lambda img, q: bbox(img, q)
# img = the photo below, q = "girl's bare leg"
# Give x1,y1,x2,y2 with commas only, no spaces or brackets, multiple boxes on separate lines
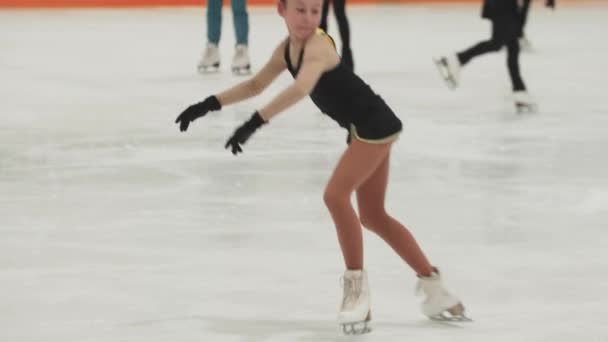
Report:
355,151,434,276
324,139,391,270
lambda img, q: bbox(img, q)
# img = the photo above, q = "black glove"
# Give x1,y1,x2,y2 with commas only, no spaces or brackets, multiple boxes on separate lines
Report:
175,95,222,132
225,112,266,155
546,0,555,9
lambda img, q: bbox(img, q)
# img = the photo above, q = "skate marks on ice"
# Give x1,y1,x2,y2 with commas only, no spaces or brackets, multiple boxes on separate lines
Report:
430,315,473,323
122,314,468,341
123,315,338,341
339,317,469,337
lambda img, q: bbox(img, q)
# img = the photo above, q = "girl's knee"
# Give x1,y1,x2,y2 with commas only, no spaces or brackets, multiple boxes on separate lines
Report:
359,211,389,232
323,187,349,209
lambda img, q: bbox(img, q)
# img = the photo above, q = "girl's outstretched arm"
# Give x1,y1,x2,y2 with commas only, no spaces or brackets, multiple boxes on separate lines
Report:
216,41,288,107
176,41,287,132
223,35,338,155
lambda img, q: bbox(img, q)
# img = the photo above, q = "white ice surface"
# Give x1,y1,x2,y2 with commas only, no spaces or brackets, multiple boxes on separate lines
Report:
1,3,608,342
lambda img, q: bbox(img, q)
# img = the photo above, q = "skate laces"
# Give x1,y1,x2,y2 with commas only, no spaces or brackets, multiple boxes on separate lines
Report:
340,275,362,310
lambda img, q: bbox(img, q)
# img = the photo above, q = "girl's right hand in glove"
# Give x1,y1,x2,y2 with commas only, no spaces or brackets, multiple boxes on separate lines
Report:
175,95,222,132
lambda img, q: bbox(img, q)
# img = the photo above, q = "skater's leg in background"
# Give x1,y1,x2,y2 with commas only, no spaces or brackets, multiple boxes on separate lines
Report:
332,0,353,69
229,0,250,73
518,0,532,38
457,19,506,66
507,39,526,91
504,19,526,91
320,0,330,32
332,0,351,50
356,154,434,277
198,0,223,72
231,0,249,45
324,140,391,270
207,0,223,44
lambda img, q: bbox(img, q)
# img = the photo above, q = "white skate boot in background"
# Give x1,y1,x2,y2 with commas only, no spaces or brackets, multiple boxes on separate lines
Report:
197,43,220,74
433,54,461,89
416,270,471,322
519,35,534,52
231,44,251,75
513,90,537,114
338,269,372,335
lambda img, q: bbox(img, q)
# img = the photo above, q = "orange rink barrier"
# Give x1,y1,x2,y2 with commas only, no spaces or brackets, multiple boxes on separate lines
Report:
0,0,482,9
0,0,601,8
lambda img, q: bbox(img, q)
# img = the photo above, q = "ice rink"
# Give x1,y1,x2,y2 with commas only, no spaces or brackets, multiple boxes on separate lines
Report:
1,3,608,341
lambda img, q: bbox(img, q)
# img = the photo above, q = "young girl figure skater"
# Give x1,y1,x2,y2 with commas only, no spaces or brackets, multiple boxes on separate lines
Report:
176,0,469,334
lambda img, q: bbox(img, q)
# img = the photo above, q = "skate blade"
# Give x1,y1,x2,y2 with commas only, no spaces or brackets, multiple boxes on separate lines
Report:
433,58,456,90
232,65,252,76
341,321,372,335
429,306,473,323
428,302,472,323
340,311,371,335
197,63,220,74
515,103,538,114
430,312,473,322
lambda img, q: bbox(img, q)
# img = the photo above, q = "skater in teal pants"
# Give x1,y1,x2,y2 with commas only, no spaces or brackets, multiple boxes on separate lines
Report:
197,0,251,75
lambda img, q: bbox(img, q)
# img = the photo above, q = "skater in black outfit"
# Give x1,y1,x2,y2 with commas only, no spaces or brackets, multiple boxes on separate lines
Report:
434,0,554,113
320,0,354,70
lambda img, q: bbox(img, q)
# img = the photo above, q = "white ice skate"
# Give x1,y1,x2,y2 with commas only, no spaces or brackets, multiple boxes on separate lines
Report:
519,36,534,53
338,269,372,335
513,90,537,114
231,44,251,75
197,43,220,74
433,54,461,90
416,270,471,322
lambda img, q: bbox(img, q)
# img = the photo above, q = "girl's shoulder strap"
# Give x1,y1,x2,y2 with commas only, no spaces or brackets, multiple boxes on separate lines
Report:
314,28,336,51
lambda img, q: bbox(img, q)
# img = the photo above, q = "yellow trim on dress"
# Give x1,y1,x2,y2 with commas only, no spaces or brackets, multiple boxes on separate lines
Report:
315,27,336,50
350,124,402,144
